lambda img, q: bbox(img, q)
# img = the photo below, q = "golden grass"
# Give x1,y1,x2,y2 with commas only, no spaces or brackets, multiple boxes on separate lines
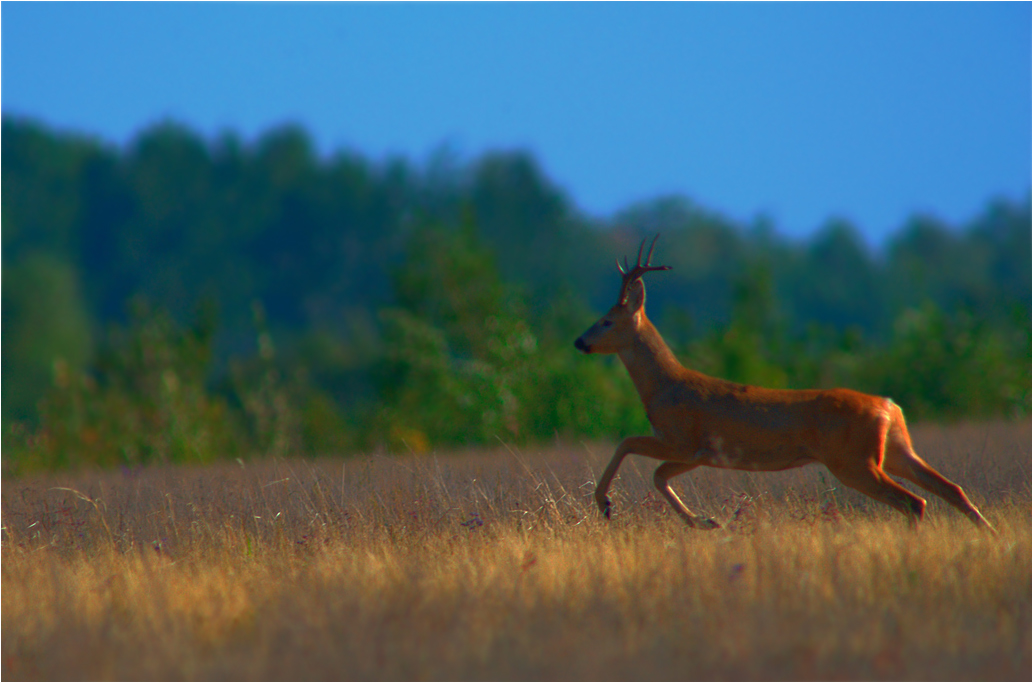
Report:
3,421,1030,680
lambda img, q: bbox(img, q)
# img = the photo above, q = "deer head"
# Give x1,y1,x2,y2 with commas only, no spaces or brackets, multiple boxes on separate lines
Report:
574,235,671,354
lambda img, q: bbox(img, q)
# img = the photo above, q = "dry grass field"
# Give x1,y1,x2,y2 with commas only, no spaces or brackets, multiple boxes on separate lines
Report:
2,420,1030,680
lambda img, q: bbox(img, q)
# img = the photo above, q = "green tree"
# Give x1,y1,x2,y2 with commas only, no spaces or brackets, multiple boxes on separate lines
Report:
9,300,237,472
866,303,1031,420
2,254,93,426
373,216,538,449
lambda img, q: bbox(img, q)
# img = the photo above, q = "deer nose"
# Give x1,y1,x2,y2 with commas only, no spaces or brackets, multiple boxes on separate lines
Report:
574,337,588,352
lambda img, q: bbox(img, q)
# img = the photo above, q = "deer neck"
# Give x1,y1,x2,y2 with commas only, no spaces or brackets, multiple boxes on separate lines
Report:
617,313,685,405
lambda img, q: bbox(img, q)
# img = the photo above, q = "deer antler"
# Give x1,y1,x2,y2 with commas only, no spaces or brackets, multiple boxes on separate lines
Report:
616,234,671,305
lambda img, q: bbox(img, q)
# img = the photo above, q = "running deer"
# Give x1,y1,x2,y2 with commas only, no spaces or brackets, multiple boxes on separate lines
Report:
574,235,994,532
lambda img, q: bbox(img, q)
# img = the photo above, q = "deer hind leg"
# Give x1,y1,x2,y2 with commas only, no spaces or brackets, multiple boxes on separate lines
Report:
831,463,928,525
825,416,926,525
882,437,996,533
653,462,720,530
595,436,677,519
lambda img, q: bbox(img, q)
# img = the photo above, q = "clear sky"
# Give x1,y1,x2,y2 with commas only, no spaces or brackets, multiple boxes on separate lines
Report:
3,2,1029,243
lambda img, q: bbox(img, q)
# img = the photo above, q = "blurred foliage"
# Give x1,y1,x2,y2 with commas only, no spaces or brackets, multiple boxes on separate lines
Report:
864,303,1031,421
12,299,235,471
2,116,1030,472
372,214,649,452
2,252,93,425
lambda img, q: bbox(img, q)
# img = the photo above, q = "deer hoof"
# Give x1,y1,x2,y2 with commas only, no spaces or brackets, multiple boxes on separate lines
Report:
687,516,720,530
600,498,613,520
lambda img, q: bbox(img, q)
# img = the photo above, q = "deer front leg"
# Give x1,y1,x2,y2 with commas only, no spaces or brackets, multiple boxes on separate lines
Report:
653,461,720,529
595,436,678,519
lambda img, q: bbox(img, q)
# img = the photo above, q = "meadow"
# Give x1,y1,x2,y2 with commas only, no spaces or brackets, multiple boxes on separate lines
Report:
2,420,1030,680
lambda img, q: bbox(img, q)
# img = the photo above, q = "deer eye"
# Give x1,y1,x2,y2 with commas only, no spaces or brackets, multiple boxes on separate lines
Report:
601,320,613,328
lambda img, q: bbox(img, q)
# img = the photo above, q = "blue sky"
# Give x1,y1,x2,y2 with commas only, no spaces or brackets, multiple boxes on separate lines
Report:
3,2,1029,243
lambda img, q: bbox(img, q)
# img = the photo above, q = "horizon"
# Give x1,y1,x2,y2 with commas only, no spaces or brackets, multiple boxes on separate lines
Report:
8,111,1028,252
4,3,1029,245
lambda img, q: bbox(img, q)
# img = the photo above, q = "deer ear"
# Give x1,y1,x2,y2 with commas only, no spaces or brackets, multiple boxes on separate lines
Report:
625,279,646,311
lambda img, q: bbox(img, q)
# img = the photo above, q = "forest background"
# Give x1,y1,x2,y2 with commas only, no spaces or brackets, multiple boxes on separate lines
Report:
3,116,1030,473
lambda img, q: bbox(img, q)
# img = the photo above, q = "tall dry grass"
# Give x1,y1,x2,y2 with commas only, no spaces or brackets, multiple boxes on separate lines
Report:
2,421,1030,680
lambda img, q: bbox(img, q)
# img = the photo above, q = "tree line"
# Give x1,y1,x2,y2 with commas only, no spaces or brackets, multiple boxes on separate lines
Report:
2,116,1029,472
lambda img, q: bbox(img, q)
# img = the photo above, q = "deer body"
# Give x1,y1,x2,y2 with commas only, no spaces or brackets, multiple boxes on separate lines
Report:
620,317,884,470
576,237,994,532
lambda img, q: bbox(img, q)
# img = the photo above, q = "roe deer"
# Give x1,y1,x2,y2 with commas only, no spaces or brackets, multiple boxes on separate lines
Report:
575,236,994,532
